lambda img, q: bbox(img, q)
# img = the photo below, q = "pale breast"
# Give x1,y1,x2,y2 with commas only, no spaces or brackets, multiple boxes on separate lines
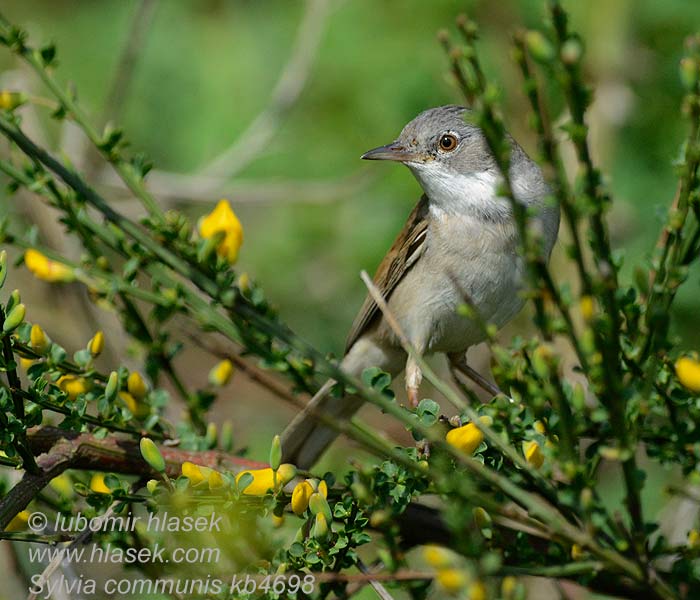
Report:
379,211,524,354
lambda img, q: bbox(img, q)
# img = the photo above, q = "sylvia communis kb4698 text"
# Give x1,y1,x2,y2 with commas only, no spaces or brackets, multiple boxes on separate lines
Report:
282,105,560,468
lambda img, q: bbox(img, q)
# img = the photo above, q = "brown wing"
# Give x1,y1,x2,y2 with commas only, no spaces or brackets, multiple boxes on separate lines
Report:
344,195,430,353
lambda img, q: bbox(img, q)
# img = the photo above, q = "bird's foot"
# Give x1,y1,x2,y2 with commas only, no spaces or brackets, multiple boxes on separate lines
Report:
407,386,420,408
405,356,423,408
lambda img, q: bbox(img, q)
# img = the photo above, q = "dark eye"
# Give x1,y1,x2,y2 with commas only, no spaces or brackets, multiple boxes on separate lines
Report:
438,133,458,152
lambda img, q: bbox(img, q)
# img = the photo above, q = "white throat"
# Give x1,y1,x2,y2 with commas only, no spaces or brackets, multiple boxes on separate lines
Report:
407,162,512,221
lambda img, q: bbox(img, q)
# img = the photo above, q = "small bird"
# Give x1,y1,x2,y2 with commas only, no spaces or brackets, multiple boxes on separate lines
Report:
282,105,559,468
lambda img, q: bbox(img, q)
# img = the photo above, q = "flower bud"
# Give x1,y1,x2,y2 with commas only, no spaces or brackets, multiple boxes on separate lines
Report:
525,30,555,63
675,356,700,392
127,371,148,399
560,38,583,65
30,324,49,354
140,437,166,473
3,303,25,332
198,200,244,264
523,440,544,468
436,568,467,594
205,422,217,447
311,513,329,540
276,463,297,485
24,249,75,283
221,420,234,452
57,375,90,401
208,358,234,387
468,581,487,600
423,544,454,568
308,492,333,524
291,480,314,516
5,510,30,532
269,434,282,471
445,415,492,455
87,330,104,357
207,469,225,490
0,250,7,289
90,473,112,494
104,371,119,402
146,479,159,494
680,57,700,91
0,90,27,111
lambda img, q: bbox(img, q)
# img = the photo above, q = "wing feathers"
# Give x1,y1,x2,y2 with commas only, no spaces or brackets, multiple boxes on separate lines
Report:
344,195,430,353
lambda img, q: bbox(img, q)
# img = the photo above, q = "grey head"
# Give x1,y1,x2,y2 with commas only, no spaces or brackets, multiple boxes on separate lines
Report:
362,105,553,227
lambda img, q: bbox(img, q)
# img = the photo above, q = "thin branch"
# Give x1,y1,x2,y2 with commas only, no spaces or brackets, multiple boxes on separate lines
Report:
198,0,329,180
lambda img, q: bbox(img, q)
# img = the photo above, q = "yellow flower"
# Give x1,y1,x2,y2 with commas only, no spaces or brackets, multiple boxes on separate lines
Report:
24,249,75,283
236,464,296,496
675,356,700,393
423,544,454,569
119,391,150,419
445,416,492,455
501,576,518,599
468,581,487,600
291,480,314,515
90,473,112,494
50,473,74,498
688,529,700,549
272,514,285,528
127,371,148,400
57,375,90,400
0,91,27,111
88,331,104,357
19,358,35,370
5,510,30,532
208,359,234,387
182,461,208,486
311,512,329,540
30,324,49,354
182,461,227,490
436,568,467,594
198,200,244,264
580,295,596,322
208,469,225,490
571,543,586,560
523,440,545,468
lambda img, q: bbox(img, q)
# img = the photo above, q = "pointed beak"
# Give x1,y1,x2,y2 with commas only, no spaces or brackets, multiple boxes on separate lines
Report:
361,142,423,162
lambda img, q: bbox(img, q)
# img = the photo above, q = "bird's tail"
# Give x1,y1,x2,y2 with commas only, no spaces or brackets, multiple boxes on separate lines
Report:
280,379,364,469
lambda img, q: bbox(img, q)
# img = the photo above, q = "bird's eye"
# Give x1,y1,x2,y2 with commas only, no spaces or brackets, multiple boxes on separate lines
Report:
438,133,458,152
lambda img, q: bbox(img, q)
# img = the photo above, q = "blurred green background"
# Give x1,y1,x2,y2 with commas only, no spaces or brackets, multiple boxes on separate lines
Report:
0,2,698,597
2,0,699,353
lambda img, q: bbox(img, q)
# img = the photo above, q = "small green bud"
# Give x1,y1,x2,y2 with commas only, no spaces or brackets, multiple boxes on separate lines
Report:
269,434,282,471
139,437,166,473
680,57,699,91
221,421,233,452
308,492,333,524
560,38,583,65
525,30,555,63
104,371,119,402
146,479,159,494
3,303,25,333
205,422,217,448
311,513,329,541
0,250,7,288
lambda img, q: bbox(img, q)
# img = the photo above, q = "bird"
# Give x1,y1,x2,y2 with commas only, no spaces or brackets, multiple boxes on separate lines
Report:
281,105,560,469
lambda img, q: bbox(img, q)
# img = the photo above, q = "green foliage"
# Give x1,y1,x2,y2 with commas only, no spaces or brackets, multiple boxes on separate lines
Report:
1,2,700,599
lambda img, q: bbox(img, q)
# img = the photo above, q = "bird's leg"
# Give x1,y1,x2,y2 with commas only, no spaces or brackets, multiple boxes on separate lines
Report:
405,355,423,407
448,351,503,398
